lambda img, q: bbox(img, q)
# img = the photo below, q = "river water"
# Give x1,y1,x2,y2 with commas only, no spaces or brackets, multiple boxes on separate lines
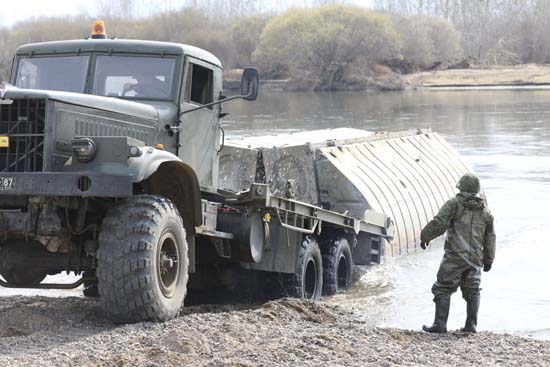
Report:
225,89,550,340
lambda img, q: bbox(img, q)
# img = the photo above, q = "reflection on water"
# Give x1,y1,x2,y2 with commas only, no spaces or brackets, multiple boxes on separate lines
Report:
226,89,550,339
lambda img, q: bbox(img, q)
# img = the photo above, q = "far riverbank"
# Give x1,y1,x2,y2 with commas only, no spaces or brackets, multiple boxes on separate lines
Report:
224,63,550,92
405,63,550,89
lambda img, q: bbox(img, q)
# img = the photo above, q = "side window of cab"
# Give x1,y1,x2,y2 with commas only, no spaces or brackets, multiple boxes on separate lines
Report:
186,61,213,109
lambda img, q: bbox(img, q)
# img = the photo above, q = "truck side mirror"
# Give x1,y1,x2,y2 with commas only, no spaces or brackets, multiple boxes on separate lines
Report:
241,68,259,101
179,67,260,116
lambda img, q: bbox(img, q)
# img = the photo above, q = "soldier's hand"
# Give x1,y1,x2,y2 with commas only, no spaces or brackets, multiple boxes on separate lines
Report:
420,241,429,250
483,262,492,272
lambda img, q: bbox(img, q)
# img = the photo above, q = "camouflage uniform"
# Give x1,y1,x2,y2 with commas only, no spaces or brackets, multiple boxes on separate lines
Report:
421,173,496,333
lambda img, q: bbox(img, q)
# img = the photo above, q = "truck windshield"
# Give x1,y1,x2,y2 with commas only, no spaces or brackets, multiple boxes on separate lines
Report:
92,55,175,100
15,56,89,93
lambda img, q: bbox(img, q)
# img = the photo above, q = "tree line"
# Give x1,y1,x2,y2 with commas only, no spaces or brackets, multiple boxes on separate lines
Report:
0,0,549,90
375,0,550,65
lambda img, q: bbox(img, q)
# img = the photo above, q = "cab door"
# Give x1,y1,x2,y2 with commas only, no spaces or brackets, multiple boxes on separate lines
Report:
179,57,222,192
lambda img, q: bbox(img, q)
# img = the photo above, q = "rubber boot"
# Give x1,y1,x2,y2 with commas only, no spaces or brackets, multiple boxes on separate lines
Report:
422,296,450,333
462,296,479,333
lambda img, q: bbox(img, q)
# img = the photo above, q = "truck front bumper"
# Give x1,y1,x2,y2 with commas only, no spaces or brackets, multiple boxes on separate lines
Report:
0,172,133,197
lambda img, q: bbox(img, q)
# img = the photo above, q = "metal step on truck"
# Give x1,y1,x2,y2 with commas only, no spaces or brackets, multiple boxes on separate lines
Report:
0,21,400,324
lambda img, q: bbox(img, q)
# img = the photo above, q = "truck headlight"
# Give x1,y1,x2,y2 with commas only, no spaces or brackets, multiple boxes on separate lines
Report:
72,138,97,163
129,145,142,157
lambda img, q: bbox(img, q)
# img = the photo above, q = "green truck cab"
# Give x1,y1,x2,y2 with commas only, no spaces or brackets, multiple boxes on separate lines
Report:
0,23,391,323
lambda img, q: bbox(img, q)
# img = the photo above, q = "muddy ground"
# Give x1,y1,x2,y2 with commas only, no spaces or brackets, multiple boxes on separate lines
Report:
0,296,548,366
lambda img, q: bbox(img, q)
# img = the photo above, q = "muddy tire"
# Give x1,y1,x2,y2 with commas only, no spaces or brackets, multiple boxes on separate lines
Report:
83,283,99,298
97,195,189,324
321,236,353,296
281,236,323,301
82,271,99,298
0,269,46,287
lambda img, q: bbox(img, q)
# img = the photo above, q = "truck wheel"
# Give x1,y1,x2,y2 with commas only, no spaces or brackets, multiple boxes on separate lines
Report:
321,236,353,296
97,195,189,324
0,269,46,287
83,283,99,297
282,236,323,301
82,271,99,298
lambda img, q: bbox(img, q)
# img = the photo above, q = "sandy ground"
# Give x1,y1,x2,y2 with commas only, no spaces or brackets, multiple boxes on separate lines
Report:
405,64,550,88
0,296,548,367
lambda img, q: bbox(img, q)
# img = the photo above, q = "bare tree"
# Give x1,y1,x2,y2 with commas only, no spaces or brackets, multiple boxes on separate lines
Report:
97,0,137,19
375,0,550,63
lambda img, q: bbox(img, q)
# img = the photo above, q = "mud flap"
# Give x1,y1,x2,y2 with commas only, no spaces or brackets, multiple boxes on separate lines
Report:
352,232,372,265
370,237,382,264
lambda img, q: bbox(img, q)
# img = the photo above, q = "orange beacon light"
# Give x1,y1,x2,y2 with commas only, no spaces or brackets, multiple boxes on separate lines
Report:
91,20,107,39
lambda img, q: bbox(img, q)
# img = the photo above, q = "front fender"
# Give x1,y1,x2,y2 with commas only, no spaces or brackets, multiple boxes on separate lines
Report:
127,147,182,182
128,147,202,231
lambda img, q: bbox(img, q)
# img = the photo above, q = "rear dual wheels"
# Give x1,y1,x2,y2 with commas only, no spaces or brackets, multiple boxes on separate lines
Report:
281,234,354,301
97,195,188,324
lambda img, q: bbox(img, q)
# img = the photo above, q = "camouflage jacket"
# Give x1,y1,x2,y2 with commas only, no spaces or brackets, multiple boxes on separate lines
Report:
421,193,496,267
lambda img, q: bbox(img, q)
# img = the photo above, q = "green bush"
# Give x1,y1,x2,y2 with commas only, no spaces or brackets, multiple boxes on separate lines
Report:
253,5,400,90
393,15,463,69
231,14,271,68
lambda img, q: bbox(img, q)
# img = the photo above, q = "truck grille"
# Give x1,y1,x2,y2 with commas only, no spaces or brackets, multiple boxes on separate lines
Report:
0,99,46,172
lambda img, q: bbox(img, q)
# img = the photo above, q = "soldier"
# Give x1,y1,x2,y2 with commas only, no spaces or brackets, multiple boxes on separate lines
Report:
420,173,496,333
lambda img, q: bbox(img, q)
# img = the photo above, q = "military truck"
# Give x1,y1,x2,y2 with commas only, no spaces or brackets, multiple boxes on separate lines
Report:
0,22,393,323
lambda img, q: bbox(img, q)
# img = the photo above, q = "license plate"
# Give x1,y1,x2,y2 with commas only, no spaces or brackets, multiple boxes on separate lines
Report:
0,136,8,148
0,177,15,190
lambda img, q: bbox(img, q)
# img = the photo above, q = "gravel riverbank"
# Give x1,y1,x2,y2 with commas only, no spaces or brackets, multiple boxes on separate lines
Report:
0,296,548,366
405,63,550,88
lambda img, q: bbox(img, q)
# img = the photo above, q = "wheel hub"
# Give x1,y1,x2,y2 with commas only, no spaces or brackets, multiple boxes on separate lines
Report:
157,231,179,298
160,254,175,272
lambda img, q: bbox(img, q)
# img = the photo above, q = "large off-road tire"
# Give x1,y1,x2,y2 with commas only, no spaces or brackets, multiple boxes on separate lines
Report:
97,195,189,324
321,236,353,296
281,236,323,301
0,268,46,287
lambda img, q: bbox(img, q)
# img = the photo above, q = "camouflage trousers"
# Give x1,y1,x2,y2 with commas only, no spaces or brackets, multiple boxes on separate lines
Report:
431,253,481,302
